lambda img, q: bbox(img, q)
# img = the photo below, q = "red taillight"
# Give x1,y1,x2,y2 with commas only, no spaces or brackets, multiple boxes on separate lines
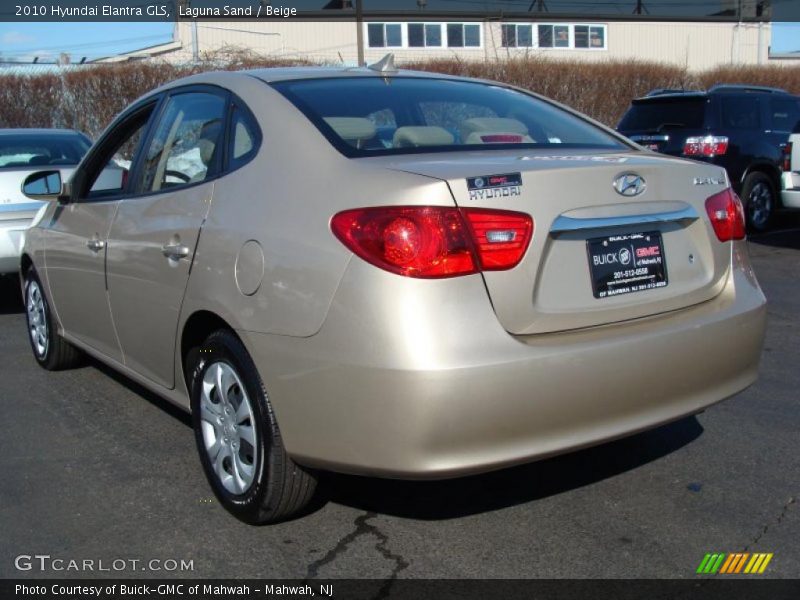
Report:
782,141,793,172
705,188,745,241
461,208,534,270
683,135,729,158
331,206,533,278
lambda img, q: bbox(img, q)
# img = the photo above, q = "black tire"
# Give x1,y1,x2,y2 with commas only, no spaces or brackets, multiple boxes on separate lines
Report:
189,329,317,524
23,266,82,370
741,172,776,233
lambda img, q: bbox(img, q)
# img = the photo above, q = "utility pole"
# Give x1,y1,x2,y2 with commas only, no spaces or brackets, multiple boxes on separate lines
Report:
527,0,549,12
355,0,364,66
633,0,648,15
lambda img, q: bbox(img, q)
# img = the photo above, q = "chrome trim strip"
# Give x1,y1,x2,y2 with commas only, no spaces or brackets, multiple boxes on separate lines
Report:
550,206,699,233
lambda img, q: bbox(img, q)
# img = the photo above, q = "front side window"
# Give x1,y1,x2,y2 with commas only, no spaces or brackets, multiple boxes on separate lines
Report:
138,91,227,193
77,104,155,200
273,77,626,158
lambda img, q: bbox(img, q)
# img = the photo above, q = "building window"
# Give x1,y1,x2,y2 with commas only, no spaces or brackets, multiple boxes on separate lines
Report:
502,24,533,48
502,23,607,50
574,25,606,49
408,23,442,48
538,24,570,48
447,23,481,48
367,23,402,48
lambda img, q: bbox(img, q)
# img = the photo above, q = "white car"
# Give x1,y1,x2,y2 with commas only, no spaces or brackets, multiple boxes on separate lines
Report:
781,130,800,209
0,129,91,273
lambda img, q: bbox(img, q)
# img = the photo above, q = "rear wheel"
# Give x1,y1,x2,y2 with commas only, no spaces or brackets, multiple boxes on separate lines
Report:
24,267,82,370
189,329,317,524
742,172,776,233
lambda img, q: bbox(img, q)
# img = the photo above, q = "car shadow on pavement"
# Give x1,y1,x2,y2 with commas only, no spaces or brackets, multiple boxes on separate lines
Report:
88,358,193,428
321,416,704,520
0,275,24,314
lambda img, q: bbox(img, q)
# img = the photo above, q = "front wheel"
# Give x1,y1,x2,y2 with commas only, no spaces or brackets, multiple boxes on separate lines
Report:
189,329,317,524
742,172,776,233
24,267,82,370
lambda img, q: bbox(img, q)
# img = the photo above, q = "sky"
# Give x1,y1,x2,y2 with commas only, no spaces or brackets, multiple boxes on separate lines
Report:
0,20,798,63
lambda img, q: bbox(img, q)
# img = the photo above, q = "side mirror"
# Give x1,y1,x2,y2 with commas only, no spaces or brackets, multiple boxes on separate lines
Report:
22,170,69,202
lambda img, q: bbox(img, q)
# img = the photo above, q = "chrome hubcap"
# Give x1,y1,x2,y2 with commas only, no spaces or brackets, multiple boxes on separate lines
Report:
200,362,257,495
26,280,48,357
748,182,772,228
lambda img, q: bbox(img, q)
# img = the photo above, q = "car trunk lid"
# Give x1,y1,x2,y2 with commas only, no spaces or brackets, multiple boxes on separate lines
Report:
371,149,731,335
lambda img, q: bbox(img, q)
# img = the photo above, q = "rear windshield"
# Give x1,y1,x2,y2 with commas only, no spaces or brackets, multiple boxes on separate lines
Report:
272,77,627,157
618,97,708,132
0,133,90,169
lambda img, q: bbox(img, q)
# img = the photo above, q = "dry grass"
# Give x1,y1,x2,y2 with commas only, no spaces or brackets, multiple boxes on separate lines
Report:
1,53,799,138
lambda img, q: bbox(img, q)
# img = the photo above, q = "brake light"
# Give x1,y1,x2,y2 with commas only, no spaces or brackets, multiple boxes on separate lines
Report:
705,188,745,241
782,141,793,172
480,134,524,143
683,135,729,158
330,206,533,278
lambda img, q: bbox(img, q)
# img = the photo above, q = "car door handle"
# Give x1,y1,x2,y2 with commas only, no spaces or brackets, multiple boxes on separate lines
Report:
86,239,105,252
162,243,190,260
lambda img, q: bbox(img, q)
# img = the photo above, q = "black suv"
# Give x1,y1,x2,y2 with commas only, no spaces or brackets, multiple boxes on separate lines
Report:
617,85,800,231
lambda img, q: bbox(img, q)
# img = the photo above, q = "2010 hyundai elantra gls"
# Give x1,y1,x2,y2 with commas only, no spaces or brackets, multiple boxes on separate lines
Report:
19,63,766,524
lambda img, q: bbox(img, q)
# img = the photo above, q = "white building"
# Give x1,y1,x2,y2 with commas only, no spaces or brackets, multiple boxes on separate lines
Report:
100,1,776,71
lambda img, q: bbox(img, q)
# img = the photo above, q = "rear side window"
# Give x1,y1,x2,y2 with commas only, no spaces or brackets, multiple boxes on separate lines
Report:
272,77,625,157
618,98,707,131
228,105,259,169
769,97,800,133
720,96,761,130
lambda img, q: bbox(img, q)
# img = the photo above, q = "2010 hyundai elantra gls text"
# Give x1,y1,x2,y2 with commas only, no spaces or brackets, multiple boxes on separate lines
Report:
19,64,766,523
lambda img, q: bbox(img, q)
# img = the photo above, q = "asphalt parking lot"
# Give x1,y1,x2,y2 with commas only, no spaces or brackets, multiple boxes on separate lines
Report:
0,221,798,580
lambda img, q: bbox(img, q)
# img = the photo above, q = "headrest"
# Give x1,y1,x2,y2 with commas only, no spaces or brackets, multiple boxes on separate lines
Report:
392,126,454,148
324,117,377,145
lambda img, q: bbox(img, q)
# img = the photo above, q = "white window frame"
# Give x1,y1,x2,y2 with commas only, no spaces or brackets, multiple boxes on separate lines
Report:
572,24,607,51
445,22,483,49
366,22,404,49
363,22,483,50
406,23,444,48
501,23,534,48
501,23,607,51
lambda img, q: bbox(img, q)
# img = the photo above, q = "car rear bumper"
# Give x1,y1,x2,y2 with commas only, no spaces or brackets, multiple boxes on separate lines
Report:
240,241,766,479
0,221,28,273
780,172,800,208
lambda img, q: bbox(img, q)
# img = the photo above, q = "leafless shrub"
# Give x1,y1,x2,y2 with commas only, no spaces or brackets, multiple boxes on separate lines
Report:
1,55,798,139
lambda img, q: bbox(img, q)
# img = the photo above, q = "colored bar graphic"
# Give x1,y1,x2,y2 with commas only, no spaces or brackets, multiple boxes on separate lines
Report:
697,552,773,575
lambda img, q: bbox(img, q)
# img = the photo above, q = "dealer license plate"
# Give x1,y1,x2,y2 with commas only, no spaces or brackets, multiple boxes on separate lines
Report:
586,231,668,299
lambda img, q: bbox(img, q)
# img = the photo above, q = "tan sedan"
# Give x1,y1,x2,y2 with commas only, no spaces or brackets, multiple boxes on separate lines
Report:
19,65,766,523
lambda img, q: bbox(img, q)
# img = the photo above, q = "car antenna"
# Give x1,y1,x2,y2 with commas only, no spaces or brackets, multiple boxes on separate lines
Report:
367,53,398,74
